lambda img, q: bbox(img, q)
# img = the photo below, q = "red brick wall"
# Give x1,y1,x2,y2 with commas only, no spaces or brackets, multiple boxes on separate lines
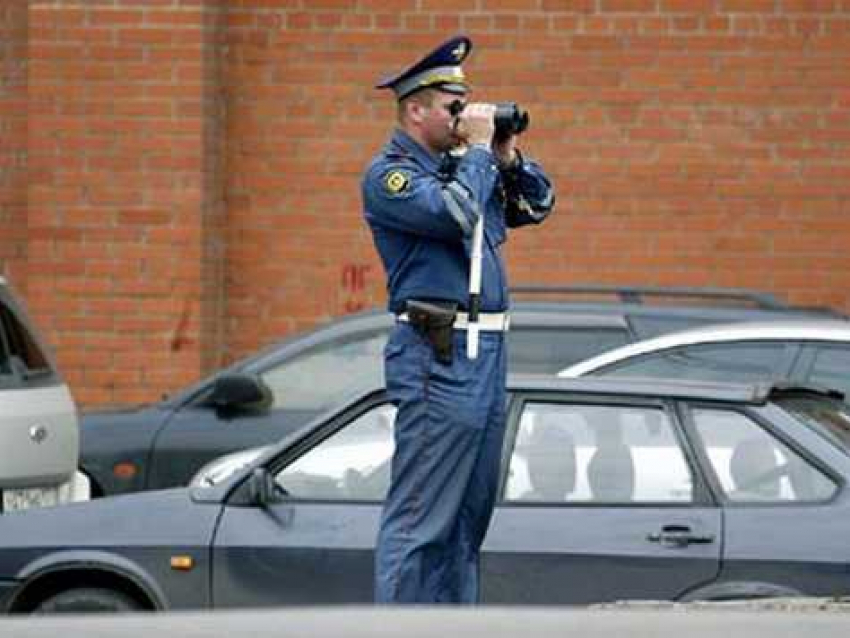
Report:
0,1,28,286
9,1,850,406
26,0,225,404
223,0,850,360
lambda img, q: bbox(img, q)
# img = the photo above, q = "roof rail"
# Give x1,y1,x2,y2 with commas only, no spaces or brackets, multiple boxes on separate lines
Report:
509,284,785,309
781,305,850,321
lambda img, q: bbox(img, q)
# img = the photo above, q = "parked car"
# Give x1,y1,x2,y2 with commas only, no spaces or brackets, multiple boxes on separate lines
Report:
0,276,89,514
558,320,850,403
80,286,844,497
2,376,849,613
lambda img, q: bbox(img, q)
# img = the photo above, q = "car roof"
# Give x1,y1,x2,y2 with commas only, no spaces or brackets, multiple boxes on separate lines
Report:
241,298,843,374
559,319,850,377
165,287,847,407
509,285,845,319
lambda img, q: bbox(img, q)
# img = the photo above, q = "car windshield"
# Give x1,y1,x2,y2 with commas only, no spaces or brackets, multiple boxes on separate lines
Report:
777,396,850,456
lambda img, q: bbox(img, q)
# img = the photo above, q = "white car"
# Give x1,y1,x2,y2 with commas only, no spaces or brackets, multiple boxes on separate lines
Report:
558,320,850,401
0,277,88,513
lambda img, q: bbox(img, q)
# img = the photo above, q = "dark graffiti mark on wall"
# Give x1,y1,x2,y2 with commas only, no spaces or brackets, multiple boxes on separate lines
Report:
341,264,372,313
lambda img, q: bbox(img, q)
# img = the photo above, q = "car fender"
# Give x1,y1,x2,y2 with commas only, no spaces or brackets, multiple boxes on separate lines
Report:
9,550,168,611
679,580,804,602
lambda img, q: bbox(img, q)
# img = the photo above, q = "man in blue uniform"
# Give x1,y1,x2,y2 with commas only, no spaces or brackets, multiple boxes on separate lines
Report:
361,35,555,604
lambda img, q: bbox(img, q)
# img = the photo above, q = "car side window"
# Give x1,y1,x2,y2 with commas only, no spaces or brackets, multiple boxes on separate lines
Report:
0,302,50,381
600,342,789,383
260,332,387,412
0,309,10,378
276,404,397,501
504,402,693,504
508,327,629,374
691,408,837,503
806,347,850,399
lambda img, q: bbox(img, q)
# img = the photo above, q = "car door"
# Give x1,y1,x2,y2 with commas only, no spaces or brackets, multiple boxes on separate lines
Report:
482,396,722,604
210,398,395,606
147,330,388,489
685,403,850,597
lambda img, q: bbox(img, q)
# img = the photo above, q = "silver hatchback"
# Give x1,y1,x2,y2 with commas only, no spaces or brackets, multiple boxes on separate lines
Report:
0,277,88,513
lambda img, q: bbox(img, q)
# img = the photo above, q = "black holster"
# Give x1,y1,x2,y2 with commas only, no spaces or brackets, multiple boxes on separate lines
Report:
405,300,457,365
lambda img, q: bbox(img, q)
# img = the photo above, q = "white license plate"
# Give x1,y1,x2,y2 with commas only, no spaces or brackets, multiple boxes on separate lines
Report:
2,486,60,512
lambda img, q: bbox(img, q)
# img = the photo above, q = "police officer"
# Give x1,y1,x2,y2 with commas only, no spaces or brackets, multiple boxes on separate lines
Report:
361,35,555,604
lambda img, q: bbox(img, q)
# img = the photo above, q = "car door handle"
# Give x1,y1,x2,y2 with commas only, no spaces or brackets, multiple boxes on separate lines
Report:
647,525,716,547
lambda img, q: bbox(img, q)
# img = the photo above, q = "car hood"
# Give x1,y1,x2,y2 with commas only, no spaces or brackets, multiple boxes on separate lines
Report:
0,488,221,561
83,402,152,415
81,403,170,431
80,404,172,454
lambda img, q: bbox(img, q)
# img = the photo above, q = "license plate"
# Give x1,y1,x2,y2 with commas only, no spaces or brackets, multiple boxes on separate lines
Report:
2,486,60,512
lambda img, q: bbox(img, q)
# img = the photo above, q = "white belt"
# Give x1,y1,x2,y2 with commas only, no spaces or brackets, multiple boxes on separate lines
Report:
397,311,510,332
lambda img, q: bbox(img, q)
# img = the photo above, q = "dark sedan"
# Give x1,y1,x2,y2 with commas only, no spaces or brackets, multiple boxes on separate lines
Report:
80,287,844,497
3,377,849,613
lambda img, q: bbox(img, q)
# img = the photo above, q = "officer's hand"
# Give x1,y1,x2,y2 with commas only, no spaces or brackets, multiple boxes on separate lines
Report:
455,103,495,147
493,134,518,168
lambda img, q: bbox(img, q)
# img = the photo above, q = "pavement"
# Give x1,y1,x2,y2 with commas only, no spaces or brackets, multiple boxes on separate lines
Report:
0,602,849,638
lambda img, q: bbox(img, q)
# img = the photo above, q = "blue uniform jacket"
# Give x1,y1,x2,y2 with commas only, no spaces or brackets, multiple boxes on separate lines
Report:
362,129,554,314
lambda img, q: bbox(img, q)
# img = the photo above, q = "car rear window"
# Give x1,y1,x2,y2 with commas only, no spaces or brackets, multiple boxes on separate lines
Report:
777,397,850,456
508,327,630,374
597,341,790,383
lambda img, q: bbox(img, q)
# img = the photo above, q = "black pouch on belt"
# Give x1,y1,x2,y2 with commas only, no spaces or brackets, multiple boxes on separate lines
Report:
405,300,457,365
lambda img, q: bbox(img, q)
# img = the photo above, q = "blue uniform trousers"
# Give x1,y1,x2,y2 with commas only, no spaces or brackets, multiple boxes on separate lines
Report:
375,323,507,603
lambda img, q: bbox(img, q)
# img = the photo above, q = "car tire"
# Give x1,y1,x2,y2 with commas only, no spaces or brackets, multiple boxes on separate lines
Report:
34,587,142,613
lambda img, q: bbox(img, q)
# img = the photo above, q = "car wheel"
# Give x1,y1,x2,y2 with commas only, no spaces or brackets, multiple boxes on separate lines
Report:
34,587,142,613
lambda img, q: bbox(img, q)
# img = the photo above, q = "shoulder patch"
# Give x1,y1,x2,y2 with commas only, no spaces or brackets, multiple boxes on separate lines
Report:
384,170,410,195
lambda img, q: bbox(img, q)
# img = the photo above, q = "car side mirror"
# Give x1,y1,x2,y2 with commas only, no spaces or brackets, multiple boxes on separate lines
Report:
248,468,286,507
208,373,273,412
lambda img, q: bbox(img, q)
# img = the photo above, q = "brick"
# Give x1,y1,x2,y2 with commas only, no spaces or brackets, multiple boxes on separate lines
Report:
660,0,716,10
118,28,176,46
542,0,596,10
145,10,205,26
600,0,659,11
782,0,839,11
89,8,146,26
719,0,779,11
482,0,543,10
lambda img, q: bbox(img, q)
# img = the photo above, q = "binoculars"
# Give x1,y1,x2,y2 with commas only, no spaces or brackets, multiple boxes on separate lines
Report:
493,102,530,139
448,100,531,139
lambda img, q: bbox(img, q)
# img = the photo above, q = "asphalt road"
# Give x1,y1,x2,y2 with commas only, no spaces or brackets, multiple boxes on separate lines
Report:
0,605,848,638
